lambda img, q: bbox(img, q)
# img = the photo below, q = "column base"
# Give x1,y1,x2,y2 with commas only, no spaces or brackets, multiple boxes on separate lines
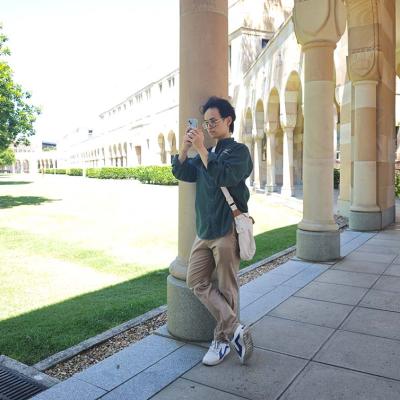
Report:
349,210,381,231
382,206,395,228
337,199,350,218
266,185,277,194
167,275,215,342
296,229,340,262
281,185,295,198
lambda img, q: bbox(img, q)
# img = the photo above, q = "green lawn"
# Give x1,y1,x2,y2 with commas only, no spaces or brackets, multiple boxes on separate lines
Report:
0,224,297,365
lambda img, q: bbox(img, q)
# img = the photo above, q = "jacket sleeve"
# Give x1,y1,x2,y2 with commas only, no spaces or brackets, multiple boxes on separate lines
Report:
207,145,253,187
171,154,197,182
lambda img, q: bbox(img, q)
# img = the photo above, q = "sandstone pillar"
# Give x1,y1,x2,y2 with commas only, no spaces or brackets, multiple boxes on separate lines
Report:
349,81,380,229
167,0,228,341
266,131,276,193
337,80,352,217
293,0,346,261
281,126,295,197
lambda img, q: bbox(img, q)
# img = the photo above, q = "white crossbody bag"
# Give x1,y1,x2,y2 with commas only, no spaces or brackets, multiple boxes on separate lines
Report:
211,147,256,261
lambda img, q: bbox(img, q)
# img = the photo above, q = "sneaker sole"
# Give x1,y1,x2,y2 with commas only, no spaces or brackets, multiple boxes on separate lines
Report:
240,327,253,364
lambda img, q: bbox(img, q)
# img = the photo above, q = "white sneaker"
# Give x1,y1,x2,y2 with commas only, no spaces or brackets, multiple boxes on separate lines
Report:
202,340,230,366
231,324,253,364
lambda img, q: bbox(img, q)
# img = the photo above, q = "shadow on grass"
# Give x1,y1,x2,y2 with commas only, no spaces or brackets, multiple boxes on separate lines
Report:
0,196,57,209
0,268,169,365
0,224,298,365
0,181,33,185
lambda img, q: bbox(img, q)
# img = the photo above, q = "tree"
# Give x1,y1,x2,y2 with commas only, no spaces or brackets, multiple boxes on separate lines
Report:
0,148,15,167
0,24,40,152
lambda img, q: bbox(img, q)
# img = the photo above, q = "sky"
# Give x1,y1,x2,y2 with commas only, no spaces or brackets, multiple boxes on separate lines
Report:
1,0,179,142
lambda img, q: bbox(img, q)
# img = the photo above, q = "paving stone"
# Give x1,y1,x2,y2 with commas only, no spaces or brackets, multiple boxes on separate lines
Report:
266,260,311,276
340,231,362,245
100,344,204,400
241,285,299,325
280,362,400,400
281,264,328,288
345,251,396,264
183,347,307,400
76,334,183,390
314,330,400,381
315,270,379,288
252,315,334,359
341,307,400,340
384,263,400,277
268,297,353,328
360,289,400,313
332,259,388,274
294,281,368,305
341,242,363,257
367,239,400,248
356,245,400,255
239,280,277,309
30,378,106,400
372,276,400,293
151,378,246,400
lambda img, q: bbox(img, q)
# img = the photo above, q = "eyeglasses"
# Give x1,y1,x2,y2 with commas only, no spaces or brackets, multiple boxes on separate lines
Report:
202,118,224,130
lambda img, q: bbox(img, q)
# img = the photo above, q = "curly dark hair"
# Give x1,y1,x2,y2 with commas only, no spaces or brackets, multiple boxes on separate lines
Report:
200,96,236,133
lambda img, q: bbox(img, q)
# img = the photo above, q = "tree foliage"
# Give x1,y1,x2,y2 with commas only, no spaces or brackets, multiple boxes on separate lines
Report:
0,25,40,152
0,148,16,167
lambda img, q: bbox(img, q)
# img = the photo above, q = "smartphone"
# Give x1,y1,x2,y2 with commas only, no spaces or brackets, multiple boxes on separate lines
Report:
187,118,198,129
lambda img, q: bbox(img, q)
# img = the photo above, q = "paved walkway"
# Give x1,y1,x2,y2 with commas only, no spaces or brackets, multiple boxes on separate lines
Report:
32,225,400,400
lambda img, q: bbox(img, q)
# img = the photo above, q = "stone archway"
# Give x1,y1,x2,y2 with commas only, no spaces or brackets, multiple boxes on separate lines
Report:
244,107,255,185
282,70,302,197
254,99,266,190
266,87,280,193
158,133,167,164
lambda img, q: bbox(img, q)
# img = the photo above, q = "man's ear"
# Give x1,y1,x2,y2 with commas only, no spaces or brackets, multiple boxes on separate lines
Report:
226,116,233,129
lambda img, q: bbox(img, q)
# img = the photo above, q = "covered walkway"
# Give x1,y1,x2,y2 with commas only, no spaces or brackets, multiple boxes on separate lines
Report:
32,220,400,400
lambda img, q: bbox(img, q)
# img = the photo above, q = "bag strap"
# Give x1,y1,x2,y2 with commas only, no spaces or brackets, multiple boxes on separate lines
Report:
212,146,241,217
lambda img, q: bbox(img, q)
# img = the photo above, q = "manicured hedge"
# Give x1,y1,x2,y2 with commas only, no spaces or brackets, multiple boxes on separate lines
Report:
44,168,66,174
334,168,340,189
395,171,400,197
86,166,178,185
67,168,83,176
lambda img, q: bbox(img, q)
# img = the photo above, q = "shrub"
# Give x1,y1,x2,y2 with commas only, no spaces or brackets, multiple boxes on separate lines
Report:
67,168,83,176
395,171,400,197
86,166,178,185
334,168,340,189
55,169,66,175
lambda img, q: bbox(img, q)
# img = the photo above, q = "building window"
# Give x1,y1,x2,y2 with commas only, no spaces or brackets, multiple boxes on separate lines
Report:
261,38,269,48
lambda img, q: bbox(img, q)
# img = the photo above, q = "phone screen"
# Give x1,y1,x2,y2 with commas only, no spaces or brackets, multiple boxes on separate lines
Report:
188,118,198,129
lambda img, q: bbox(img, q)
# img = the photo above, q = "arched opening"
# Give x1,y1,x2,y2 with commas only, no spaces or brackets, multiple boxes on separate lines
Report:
266,88,280,192
244,108,254,185
254,99,266,190
158,133,166,164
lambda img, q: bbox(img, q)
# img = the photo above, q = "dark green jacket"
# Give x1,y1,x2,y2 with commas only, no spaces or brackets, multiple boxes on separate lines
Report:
172,137,253,240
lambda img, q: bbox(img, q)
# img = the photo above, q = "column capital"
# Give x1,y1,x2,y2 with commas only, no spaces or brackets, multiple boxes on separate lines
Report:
293,0,346,47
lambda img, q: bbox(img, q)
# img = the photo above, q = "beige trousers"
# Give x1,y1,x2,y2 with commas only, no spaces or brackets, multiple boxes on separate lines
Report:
186,224,240,342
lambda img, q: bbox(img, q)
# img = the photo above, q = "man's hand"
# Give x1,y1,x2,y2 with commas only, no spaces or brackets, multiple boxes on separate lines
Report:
187,128,206,152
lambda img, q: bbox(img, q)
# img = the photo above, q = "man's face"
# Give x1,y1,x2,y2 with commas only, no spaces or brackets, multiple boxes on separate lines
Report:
203,108,231,140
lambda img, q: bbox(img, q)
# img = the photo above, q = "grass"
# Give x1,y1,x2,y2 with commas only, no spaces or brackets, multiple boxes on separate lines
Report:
0,224,297,365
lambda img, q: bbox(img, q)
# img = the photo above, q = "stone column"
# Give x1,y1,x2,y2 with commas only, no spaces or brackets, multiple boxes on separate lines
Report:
281,126,295,197
337,81,352,217
293,0,346,261
167,0,228,342
349,81,380,229
266,130,276,193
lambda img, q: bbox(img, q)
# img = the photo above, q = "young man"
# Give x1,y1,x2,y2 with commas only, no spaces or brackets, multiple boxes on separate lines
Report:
172,96,254,366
